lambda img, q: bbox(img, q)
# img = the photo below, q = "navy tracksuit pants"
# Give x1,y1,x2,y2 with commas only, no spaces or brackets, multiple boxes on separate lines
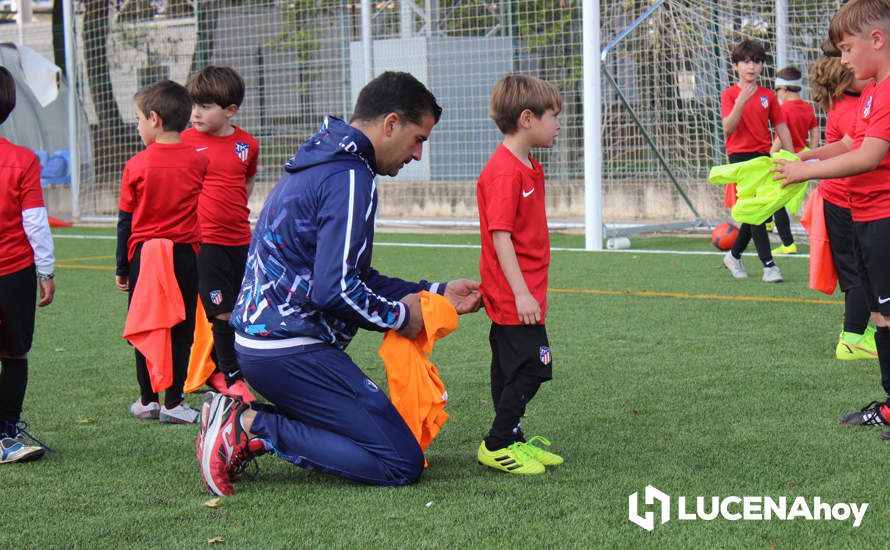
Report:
238,344,424,486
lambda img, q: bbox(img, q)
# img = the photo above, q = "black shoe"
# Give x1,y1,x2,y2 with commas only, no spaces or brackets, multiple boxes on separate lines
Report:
841,401,890,426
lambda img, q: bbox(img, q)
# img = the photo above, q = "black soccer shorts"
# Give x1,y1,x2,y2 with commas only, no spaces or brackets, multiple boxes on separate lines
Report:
197,244,248,319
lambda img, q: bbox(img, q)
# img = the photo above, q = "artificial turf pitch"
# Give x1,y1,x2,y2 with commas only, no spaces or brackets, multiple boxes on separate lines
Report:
4,227,887,547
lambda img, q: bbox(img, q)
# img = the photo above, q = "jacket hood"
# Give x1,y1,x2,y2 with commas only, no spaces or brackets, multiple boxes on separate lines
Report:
284,116,377,174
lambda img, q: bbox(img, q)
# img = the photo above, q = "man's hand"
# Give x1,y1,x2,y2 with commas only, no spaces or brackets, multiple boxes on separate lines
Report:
116,275,129,292
397,292,424,339
515,291,541,325
38,278,55,307
444,279,482,314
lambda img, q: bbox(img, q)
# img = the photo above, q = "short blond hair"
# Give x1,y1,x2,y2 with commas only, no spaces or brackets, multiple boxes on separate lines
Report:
489,74,562,134
829,0,890,46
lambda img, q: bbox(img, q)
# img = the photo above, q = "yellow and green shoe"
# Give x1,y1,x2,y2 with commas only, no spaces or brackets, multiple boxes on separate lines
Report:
837,328,878,360
771,243,798,255
477,441,545,474
521,436,564,466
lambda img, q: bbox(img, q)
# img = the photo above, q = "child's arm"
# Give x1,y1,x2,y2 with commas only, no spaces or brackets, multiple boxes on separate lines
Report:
808,126,820,149
245,175,255,198
722,83,756,136
491,230,540,325
774,123,794,152
115,210,132,292
773,136,890,185
770,136,782,154
798,135,853,161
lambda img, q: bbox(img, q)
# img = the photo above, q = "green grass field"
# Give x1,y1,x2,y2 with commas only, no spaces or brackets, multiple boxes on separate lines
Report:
5,226,888,547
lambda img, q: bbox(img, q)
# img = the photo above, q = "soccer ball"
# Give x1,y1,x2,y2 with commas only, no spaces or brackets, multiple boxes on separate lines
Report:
711,222,738,251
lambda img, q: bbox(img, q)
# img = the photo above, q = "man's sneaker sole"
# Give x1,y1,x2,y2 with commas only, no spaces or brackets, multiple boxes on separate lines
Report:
200,394,248,496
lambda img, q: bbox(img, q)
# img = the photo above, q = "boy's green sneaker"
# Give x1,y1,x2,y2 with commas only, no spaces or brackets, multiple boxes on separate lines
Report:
477,441,545,474
771,243,798,255
521,436,564,466
837,329,878,360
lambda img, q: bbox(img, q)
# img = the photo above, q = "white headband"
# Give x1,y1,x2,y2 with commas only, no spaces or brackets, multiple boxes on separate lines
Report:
775,77,802,88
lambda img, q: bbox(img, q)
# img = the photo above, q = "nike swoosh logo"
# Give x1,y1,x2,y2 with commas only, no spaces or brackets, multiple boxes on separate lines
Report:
879,296,890,304
522,188,535,198
196,147,209,152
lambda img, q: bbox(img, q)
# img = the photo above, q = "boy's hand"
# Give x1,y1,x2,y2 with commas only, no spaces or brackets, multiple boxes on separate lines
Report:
771,159,808,187
444,279,482,314
116,275,129,292
515,291,541,325
397,292,424,339
737,82,757,105
38,278,55,307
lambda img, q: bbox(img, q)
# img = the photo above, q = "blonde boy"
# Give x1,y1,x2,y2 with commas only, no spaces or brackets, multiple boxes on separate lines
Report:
475,75,564,474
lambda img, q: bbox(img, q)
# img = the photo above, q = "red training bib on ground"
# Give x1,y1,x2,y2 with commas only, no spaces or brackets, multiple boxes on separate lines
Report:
182,127,258,246
721,85,785,155
846,79,890,222
819,93,859,209
0,138,43,277
118,142,207,260
477,144,550,325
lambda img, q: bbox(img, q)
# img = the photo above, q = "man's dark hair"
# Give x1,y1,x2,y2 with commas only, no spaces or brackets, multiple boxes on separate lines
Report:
134,80,192,132
350,71,442,125
186,65,245,108
0,67,16,125
731,39,768,64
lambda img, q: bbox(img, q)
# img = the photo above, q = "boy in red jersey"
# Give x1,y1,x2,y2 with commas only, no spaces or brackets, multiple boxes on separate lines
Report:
721,39,794,283
768,65,819,255
808,45,876,359
775,0,890,436
475,75,564,475
0,66,54,462
183,66,258,400
116,80,208,423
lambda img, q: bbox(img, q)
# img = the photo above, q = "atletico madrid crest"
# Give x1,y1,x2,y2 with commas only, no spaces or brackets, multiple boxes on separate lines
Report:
539,346,552,366
759,95,768,109
235,142,250,163
864,96,873,118
209,290,223,306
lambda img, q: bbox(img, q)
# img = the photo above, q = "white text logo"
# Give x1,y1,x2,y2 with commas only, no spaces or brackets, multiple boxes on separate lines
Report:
628,486,868,531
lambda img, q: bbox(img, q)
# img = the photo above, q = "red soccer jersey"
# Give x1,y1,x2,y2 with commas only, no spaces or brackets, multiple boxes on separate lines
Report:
118,142,207,260
721,85,786,154
780,99,817,152
181,126,258,246
846,79,890,222
819,93,860,209
477,144,550,325
0,138,43,277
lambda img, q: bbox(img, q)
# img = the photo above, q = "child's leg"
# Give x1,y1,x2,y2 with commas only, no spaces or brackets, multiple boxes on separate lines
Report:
748,223,776,267
773,207,795,246
825,200,870,334
0,265,36,428
166,244,198,408
198,245,247,381
853,219,890,398
485,324,553,450
730,223,751,259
